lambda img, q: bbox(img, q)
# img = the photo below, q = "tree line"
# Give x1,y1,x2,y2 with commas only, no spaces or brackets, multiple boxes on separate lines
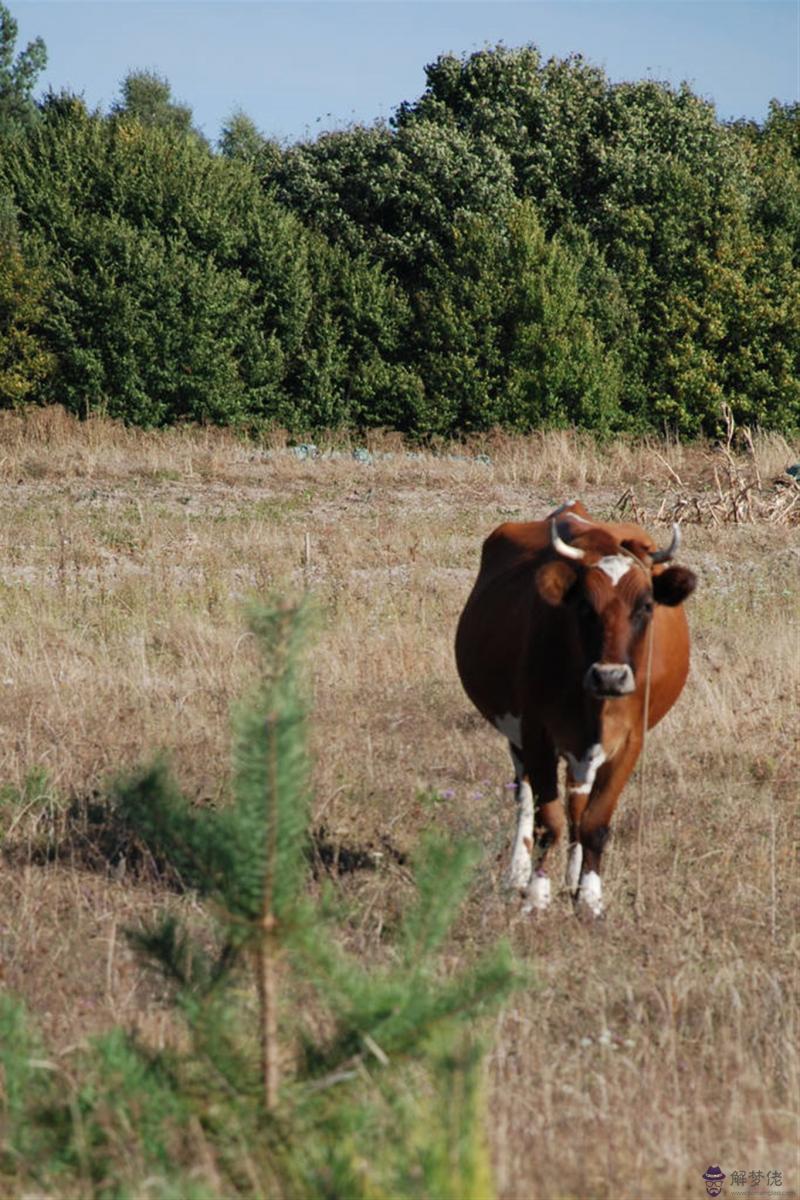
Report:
1,6,798,436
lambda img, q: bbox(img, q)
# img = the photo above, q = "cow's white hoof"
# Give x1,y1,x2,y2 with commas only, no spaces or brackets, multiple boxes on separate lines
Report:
506,863,532,894
522,873,551,914
506,869,531,895
576,870,604,917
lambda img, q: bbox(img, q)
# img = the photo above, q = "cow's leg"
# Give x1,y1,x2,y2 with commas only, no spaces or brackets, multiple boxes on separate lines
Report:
520,730,561,913
506,741,535,893
523,795,565,913
565,786,589,896
564,742,606,897
575,734,642,917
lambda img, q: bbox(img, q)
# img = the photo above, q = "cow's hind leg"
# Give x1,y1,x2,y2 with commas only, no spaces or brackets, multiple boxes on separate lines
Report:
506,735,562,912
507,741,534,893
517,729,561,913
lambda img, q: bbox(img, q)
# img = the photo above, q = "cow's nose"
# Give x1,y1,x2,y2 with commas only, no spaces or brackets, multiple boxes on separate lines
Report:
584,662,635,697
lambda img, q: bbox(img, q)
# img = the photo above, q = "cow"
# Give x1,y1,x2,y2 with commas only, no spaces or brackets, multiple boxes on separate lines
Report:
455,500,697,917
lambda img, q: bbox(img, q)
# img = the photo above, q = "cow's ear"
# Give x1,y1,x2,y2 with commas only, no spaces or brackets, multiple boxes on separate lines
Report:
536,561,577,606
653,565,697,607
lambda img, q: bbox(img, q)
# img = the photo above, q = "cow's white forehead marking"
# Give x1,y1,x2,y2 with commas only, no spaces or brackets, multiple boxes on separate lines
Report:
564,744,606,793
494,711,522,748
595,554,632,586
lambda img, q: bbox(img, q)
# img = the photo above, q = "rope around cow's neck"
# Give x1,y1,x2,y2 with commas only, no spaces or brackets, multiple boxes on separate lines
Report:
635,609,656,919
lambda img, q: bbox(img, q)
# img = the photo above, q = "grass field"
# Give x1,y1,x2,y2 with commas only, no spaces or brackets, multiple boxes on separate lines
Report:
0,407,797,1199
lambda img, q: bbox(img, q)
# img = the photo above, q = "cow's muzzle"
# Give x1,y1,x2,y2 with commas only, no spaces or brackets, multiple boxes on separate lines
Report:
584,662,635,697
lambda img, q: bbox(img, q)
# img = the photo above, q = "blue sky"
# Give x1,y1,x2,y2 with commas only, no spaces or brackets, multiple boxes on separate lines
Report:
11,2,800,145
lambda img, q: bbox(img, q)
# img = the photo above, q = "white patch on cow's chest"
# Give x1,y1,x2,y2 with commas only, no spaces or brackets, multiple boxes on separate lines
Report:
564,744,606,794
595,554,632,586
494,711,522,748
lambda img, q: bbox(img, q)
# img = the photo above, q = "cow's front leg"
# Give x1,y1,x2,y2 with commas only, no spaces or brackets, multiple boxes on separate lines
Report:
522,797,565,914
564,742,605,901
574,734,642,917
566,786,588,897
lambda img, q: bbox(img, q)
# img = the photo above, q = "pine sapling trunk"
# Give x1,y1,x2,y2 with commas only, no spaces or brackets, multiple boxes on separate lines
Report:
257,712,280,1111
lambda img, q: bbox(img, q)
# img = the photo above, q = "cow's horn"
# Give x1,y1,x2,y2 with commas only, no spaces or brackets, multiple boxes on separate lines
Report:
651,523,681,563
550,520,585,561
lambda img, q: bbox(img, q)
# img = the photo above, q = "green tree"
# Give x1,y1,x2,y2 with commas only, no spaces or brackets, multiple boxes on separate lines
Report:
650,195,800,433
0,91,424,431
0,193,53,405
110,68,205,144
268,117,516,282
739,102,800,266
0,3,46,133
280,231,423,432
0,96,309,424
0,601,520,1197
218,108,281,174
395,43,612,233
111,600,521,1196
413,201,624,435
395,45,799,433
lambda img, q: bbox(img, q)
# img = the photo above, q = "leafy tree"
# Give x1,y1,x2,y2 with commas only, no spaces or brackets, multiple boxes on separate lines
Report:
268,116,516,282
395,45,799,433
110,68,206,144
0,91,424,430
0,3,46,132
0,34,796,436
739,101,800,264
395,43,612,233
280,231,423,432
0,193,53,405
219,108,281,174
650,195,800,433
0,96,308,423
412,201,624,434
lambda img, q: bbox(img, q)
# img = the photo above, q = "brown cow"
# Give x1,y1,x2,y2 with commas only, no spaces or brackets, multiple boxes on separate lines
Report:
455,501,696,916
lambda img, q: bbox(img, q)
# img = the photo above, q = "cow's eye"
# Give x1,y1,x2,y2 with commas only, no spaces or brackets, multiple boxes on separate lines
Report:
575,594,593,617
637,598,654,620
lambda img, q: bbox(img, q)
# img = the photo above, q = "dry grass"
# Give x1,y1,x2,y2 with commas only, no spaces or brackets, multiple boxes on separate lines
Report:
0,408,797,1199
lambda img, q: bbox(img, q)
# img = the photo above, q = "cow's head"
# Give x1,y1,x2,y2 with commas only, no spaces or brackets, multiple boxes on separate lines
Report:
535,518,696,699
